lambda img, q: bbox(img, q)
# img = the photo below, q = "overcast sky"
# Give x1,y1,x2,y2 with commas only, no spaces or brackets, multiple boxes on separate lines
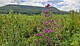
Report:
0,0,80,11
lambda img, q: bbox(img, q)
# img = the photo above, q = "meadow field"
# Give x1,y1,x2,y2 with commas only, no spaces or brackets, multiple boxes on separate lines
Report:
0,9,80,46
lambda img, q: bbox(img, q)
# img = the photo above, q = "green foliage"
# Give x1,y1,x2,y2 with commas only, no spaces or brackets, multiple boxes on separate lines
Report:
0,11,80,46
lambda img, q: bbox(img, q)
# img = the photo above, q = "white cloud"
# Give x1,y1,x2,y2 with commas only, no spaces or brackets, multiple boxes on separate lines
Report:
57,0,80,11
0,0,12,7
0,0,48,7
11,0,48,3
0,0,80,11
30,0,48,2
20,2,44,7
0,0,11,4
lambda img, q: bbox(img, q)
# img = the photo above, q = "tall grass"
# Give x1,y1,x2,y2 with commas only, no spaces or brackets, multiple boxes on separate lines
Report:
0,10,80,46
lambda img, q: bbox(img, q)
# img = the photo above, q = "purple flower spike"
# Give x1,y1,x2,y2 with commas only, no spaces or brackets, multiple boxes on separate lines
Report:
44,10,49,17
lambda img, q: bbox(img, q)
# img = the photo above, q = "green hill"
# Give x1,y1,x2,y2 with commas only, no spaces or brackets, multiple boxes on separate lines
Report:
0,4,69,14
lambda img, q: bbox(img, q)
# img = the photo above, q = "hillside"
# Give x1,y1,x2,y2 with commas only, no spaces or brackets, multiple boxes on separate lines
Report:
0,4,68,14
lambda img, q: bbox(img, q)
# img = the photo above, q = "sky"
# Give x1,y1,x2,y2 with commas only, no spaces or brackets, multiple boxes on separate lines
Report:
0,0,80,11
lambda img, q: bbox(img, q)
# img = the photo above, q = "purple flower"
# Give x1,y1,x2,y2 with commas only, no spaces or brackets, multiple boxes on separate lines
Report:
44,10,48,14
44,29,47,33
47,29,52,33
35,39,39,43
53,20,57,25
42,18,44,22
54,25,57,28
58,25,60,28
44,10,49,17
44,29,52,33
48,14,50,16
46,36,50,44
44,21,48,25
44,13,47,17
45,4,50,8
36,32,42,37
49,19,53,22
35,39,42,46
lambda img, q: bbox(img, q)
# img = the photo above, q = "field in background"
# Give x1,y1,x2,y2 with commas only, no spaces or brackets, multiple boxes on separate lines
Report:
0,11,80,46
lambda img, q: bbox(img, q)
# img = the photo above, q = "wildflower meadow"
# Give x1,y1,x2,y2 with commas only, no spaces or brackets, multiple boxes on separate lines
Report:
0,4,80,46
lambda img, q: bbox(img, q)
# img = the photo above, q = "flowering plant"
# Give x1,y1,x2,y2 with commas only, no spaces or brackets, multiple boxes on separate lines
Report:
34,4,65,46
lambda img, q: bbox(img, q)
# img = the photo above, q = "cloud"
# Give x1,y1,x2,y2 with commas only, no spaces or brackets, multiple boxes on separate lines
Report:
56,0,80,11
0,0,80,11
20,2,44,7
0,0,12,7
0,0,11,4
